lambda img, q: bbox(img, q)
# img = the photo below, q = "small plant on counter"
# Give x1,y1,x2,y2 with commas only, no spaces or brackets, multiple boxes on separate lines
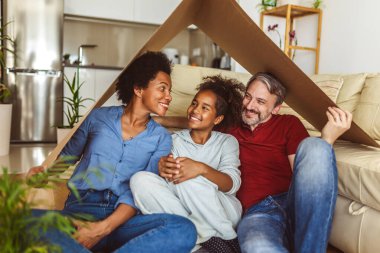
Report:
59,70,94,128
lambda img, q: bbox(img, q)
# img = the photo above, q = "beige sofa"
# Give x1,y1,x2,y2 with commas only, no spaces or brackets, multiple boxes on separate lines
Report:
29,65,380,253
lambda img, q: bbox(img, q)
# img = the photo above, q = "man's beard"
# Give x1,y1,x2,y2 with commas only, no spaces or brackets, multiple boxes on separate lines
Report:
241,108,271,127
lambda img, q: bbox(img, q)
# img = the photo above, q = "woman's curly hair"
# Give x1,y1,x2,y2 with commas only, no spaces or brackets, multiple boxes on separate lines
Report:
116,51,171,105
197,75,245,131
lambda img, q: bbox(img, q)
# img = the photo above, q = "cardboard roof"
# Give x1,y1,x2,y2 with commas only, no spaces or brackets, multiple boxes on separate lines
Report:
44,0,378,167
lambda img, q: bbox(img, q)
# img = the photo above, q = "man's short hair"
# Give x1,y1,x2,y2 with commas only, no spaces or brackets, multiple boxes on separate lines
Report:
247,72,286,106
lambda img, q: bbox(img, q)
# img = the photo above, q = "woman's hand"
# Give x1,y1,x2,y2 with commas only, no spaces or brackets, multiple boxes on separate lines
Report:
158,154,180,180
26,165,48,187
321,107,352,145
171,157,204,184
26,166,46,179
73,220,110,249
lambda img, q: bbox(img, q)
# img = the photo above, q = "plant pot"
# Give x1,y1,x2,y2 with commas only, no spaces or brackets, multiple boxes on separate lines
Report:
56,128,72,144
0,104,12,156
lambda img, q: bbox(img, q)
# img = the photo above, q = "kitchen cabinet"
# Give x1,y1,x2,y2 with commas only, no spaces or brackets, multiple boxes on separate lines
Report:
64,0,134,21
64,0,181,25
63,67,122,125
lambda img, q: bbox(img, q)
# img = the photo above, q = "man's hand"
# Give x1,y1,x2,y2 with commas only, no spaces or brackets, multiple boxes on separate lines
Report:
321,107,352,145
73,220,110,249
158,154,180,180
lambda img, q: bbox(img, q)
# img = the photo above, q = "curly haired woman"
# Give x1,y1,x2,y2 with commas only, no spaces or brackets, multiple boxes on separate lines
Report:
27,51,197,253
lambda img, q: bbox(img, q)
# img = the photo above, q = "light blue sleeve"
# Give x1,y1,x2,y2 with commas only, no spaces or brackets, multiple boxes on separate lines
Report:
59,110,94,163
144,131,172,174
115,189,137,210
218,135,241,195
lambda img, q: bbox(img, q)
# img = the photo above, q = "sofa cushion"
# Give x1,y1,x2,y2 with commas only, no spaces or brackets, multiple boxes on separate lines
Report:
167,65,251,117
335,73,367,113
279,75,344,132
353,73,380,141
334,140,380,212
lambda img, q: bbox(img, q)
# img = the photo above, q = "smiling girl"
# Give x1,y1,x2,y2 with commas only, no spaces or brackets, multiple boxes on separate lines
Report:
131,75,246,253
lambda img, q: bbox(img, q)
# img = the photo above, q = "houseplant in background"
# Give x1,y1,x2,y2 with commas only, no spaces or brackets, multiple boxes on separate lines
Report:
0,21,15,156
56,69,93,143
257,0,277,12
289,30,298,61
267,24,282,49
313,0,323,9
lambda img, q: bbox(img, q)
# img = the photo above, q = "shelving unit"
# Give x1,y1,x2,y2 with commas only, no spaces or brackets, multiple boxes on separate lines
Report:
260,4,322,74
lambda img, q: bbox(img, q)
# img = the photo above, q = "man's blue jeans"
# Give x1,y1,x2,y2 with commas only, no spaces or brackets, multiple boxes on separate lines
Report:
237,137,338,253
33,189,197,253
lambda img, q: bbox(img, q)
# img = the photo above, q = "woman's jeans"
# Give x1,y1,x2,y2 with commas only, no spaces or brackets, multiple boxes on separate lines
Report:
33,189,197,253
237,137,338,253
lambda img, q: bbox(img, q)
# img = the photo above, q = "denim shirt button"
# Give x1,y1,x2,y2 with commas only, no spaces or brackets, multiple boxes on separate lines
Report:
119,160,122,163
123,144,126,147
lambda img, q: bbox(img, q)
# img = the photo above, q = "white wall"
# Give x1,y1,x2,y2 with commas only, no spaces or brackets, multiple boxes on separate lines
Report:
237,0,380,74
319,0,380,74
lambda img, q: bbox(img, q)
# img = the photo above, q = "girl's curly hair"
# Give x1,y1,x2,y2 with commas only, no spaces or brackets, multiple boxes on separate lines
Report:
116,51,171,105
197,75,245,131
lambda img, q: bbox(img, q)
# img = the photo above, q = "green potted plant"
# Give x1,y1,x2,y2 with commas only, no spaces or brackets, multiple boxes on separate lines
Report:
313,0,323,9
56,69,94,143
0,21,15,156
0,161,76,253
257,0,277,12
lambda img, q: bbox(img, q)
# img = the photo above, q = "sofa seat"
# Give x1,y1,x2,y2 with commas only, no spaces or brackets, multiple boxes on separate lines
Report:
330,195,380,253
334,140,380,212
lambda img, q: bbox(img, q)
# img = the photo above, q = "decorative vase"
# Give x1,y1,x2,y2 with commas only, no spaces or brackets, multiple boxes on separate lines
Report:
0,104,12,156
56,127,72,144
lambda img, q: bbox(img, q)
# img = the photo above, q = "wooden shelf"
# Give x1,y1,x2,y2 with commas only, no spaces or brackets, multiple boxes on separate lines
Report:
260,4,322,74
261,4,321,18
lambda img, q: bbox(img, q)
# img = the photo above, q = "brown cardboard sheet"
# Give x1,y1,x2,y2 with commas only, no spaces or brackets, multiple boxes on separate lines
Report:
43,0,378,167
